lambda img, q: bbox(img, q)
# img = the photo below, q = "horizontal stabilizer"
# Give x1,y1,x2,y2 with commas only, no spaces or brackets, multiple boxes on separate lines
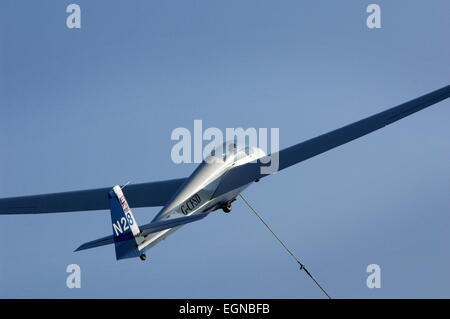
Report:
139,213,209,236
75,213,210,252
75,234,115,252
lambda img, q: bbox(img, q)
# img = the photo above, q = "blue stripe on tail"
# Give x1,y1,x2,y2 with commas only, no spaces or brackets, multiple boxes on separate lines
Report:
108,189,141,260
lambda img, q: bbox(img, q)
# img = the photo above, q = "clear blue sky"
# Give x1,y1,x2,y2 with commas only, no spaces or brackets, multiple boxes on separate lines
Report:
0,0,449,298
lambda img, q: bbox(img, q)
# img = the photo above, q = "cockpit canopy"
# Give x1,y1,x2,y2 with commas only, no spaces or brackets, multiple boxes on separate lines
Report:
206,141,256,163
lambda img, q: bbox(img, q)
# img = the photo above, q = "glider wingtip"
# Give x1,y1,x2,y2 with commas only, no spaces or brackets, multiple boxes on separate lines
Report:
74,245,85,252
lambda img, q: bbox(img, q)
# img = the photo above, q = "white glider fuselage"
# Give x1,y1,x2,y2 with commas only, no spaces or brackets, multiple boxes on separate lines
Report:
137,143,266,251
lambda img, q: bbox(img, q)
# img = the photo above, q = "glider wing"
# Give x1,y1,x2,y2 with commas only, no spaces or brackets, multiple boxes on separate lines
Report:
0,178,187,214
213,85,450,197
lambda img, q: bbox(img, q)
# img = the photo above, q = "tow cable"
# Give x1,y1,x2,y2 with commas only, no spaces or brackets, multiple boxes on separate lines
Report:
239,194,331,299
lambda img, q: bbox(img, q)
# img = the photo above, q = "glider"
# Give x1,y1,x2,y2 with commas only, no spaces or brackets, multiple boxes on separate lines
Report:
0,85,448,261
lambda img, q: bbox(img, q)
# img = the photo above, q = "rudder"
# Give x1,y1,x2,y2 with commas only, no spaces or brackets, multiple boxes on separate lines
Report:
109,185,142,260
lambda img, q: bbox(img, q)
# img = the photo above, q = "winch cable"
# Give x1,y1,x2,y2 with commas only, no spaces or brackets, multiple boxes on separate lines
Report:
238,194,331,299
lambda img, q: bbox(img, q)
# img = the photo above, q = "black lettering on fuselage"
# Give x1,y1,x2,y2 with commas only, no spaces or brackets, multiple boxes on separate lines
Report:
180,193,202,215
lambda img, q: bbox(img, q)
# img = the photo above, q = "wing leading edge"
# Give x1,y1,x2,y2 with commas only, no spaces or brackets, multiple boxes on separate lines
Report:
213,85,450,197
0,178,187,214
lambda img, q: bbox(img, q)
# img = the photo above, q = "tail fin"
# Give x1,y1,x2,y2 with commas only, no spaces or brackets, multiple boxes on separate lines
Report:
109,185,142,260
